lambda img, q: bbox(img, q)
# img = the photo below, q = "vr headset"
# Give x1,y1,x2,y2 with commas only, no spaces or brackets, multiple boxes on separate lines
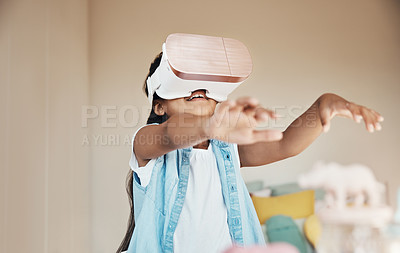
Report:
146,33,253,104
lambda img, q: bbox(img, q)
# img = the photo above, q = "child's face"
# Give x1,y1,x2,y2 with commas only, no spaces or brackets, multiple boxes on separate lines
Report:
156,90,218,117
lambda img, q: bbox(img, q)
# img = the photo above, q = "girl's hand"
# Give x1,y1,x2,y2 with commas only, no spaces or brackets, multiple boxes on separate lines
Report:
318,93,384,133
206,97,283,144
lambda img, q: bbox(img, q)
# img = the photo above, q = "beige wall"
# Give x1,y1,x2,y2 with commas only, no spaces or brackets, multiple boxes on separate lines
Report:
1,0,90,252
1,0,400,252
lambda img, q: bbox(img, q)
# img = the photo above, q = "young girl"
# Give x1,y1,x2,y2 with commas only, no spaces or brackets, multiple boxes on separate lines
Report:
117,52,383,253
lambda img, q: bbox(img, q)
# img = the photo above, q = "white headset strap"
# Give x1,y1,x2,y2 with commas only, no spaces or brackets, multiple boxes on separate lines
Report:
146,43,167,105
146,68,161,105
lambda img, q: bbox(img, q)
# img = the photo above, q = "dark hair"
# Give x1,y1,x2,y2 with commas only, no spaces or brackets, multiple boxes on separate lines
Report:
116,52,167,253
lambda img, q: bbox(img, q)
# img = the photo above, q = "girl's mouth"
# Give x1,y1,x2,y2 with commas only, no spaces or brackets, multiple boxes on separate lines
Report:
186,90,208,101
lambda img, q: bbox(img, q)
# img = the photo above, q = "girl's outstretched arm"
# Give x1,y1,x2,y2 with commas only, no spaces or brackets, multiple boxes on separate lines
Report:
238,93,384,167
134,114,210,166
134,97,282,167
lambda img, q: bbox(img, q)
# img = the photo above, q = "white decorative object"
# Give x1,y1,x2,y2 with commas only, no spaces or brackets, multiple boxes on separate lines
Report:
299,161,384,209
298,161,392,227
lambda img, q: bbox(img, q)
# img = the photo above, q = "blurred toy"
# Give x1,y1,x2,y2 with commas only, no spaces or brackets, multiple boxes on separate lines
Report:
298,161,394,253
298,161,384,209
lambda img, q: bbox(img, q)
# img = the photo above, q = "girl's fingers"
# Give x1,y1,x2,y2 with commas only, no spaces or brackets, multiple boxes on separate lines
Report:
215,100,235,116
226,97,259,118
212,100,237,127
235,97,277,123
375,122,382,131
369,109,383,131
359,107,377,133
371,109,384,122
235,97,259,108
347,103,384,132
254,107,277,122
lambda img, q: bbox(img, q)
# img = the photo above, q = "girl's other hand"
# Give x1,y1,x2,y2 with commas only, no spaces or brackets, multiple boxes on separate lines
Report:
318,93,384,133
206,97,283,144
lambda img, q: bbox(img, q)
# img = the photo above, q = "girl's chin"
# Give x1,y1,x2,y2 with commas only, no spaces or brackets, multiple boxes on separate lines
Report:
186,111,213,117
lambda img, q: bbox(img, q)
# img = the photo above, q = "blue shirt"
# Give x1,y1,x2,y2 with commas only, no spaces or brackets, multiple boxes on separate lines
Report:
127,139,265,252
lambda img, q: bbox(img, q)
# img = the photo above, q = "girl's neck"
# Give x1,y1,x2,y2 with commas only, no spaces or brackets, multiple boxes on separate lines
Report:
193,140,209,150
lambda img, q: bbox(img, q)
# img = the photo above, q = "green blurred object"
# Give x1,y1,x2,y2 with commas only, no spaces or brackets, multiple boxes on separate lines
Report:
245,180,264,193
270,182,325,200
266,215,308,253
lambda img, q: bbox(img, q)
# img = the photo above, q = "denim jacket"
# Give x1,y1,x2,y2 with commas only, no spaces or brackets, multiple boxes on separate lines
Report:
127,139,265,253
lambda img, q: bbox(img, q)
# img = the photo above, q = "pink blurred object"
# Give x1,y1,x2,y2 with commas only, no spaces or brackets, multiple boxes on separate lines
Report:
223,243,299,253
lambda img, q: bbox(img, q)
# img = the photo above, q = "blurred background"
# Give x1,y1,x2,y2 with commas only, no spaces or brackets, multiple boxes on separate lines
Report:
1,0,399,252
